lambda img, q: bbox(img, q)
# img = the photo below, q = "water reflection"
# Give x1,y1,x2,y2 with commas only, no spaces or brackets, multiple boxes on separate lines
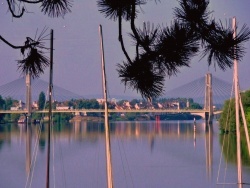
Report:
219,127,250,166
205,124,213,180
25,124,31,175
0,120,249,188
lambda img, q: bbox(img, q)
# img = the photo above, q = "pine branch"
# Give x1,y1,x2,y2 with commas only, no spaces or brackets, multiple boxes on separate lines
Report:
0,35,39,49
19,0,43,3
118,12,132,64
7,0,25,18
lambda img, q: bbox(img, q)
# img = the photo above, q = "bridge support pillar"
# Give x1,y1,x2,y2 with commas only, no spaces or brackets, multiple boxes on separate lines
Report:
204,73,213,124
26,73,32,121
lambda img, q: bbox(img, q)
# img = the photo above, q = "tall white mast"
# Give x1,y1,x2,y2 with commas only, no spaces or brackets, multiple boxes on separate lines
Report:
99,25,113,188
233,17,243,188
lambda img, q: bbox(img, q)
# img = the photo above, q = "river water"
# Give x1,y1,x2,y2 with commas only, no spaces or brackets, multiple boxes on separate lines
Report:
0,120,249,188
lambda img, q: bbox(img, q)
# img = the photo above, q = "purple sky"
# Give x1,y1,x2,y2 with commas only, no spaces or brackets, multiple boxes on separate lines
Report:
0,0,250,99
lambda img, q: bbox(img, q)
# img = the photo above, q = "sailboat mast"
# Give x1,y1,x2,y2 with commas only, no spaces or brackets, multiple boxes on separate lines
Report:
99,25,114,188
233,17,243,188
46,29,53,188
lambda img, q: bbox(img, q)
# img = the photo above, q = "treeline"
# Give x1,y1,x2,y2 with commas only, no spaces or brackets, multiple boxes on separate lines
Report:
37,92,104,110
219,90,250,131
0,96,19,123
0,96,18,110
0,92,203,123
219,90,250,166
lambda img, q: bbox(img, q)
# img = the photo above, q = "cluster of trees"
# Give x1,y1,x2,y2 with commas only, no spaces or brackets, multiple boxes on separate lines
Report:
61,99,101,110
1,0,250,100
157,98,202,109
0,96,18,110
219,90,250,165
38,92,102,110
0,96,19,123
219,90,250,131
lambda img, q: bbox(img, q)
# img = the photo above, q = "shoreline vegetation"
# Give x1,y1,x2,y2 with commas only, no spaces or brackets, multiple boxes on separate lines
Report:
219,89,250,133
0,112,203,124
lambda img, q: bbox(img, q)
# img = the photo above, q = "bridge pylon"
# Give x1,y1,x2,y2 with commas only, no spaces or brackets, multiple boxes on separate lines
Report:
204,73,213,124
26,72,32,117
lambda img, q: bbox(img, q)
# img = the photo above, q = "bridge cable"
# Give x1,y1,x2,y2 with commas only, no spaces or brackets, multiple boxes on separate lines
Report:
164,75,232,107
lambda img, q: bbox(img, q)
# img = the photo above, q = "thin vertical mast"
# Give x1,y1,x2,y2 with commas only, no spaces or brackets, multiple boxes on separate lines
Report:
239,96,250,157
233,17,242,188
99,25,113,188
46,29,53,188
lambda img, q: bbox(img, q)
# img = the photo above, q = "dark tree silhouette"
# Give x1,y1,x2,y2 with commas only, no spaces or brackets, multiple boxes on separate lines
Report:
0,0,73,77
97,0,250,99
38,91,46,110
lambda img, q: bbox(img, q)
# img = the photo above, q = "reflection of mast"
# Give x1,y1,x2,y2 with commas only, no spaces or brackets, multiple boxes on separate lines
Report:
135,122,140,137
177,121,180,137
149,134,155,152
26,124,31,175
73,121,81,135
205,124,213,180
193,122,196,148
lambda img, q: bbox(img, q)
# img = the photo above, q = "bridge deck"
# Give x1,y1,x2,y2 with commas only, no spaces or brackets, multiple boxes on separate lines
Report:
0,109,222,114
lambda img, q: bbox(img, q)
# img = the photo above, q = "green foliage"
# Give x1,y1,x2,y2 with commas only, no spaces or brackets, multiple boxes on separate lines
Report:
126,113,137,121
0,97,19,122
0,95,5,110
5,97,17,110
219,99,236,131
219,134,250,166
219,90,250,131
53,113,73,122
130,99,141,106
45,102,56,109
38,91,46,110
75,99,100,109
189,102,202,109
10,114,20,122
246,107,250,124
0,114,4,123
32,113,42,121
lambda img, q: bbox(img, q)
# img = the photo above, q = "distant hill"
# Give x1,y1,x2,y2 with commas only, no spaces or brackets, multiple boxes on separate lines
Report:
0,77,142,102
0,77,83,102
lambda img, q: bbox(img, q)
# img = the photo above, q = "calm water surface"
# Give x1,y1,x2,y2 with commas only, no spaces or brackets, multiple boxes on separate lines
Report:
0,120,249,188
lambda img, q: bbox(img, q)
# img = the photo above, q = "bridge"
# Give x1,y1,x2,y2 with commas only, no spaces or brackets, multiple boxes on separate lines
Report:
0,73,231,122
0,108,222,114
